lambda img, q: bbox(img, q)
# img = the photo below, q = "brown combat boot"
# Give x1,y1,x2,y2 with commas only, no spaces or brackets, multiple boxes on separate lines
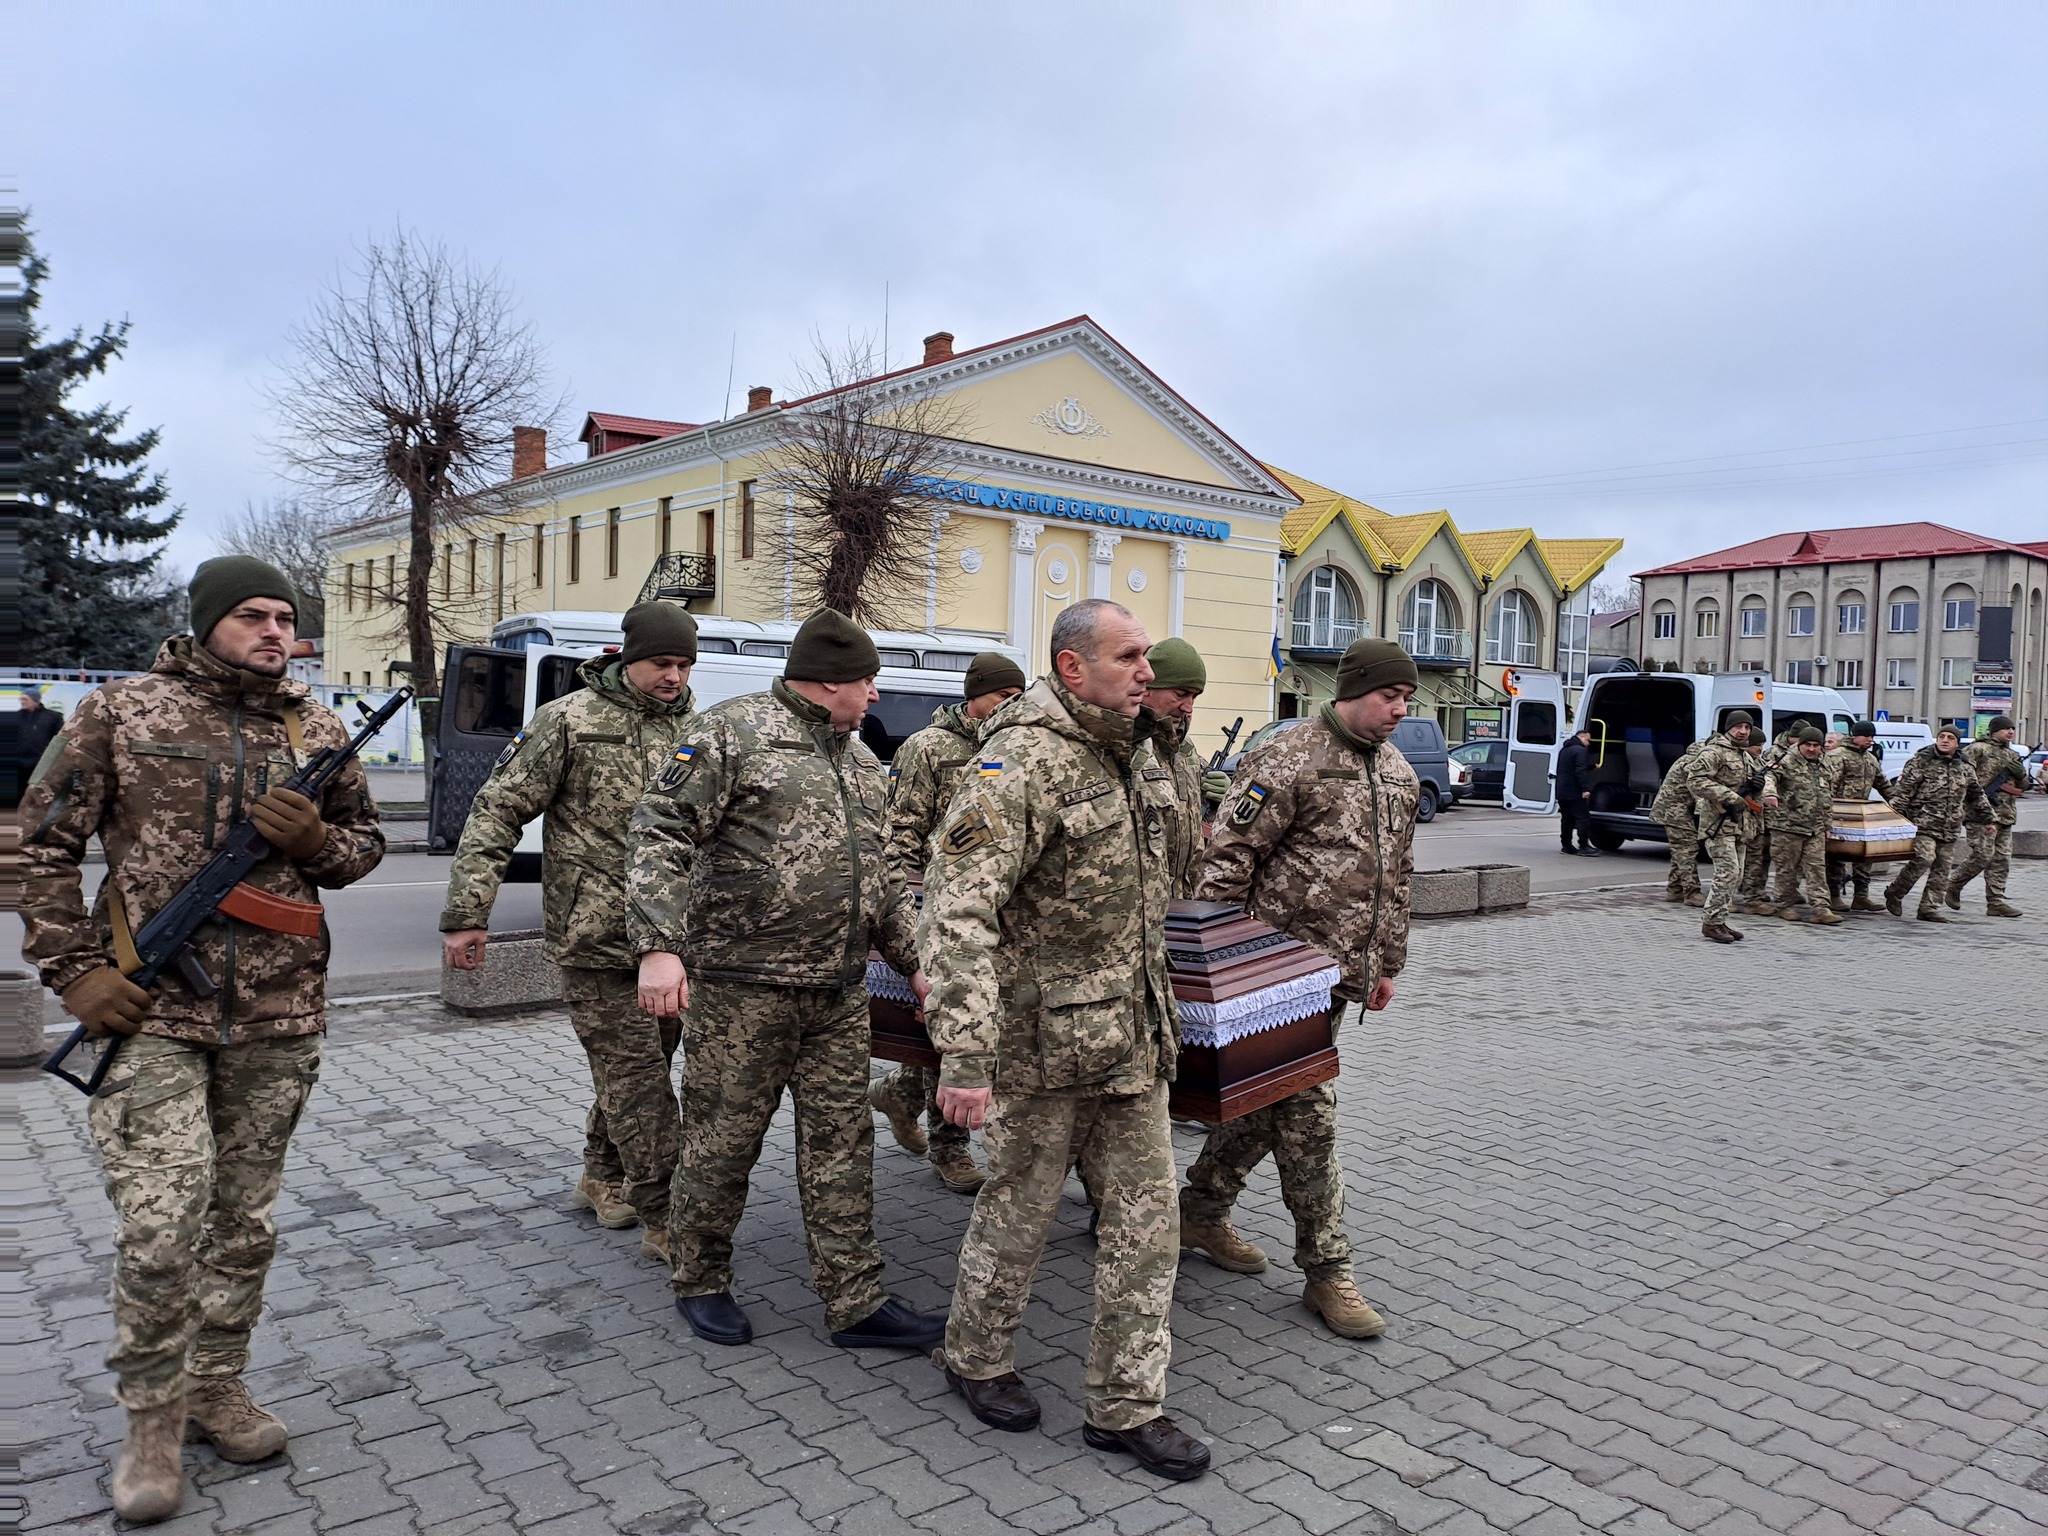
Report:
1663,888,1686,904
1884,892,1904,916
868,1078,928,1156
573,1175,638,1229
1702,922,1737,944
1851,893,1885,913
1944,885,1962,910
1805,907,1843,926
112,1396,185,1523
1917,906,1948,923
1181,1222,1269,1274
186,1376,287,1462
641,1225,673,1267
1987,899,2024,918
1304,1275,1388,1339
929,1142,986,1193
1683,890,1705,907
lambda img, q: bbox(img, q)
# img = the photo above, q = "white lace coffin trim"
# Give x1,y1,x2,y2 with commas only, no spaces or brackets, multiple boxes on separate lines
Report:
1828,821,1918,841
868,961,1342,1050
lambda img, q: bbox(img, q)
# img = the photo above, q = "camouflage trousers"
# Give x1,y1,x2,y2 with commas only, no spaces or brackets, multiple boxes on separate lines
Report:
1884,833,1958,911
86,1032,322,1409
1663,828,1702,897
563,967,682,1228
1826,854,1875,899
868,1064,969,1155
1738,820,1772,900
1769,830,1829,909
670,979,886,1331
1948,823,2013,903
1701,825,1746,925
945,1079,1177,1431
1181,1079,1351,1281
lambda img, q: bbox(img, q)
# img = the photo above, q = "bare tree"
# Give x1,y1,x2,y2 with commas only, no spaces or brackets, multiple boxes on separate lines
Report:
764,337,973,625
214,497,345,638
1589,575,1641,614
269,229,556,782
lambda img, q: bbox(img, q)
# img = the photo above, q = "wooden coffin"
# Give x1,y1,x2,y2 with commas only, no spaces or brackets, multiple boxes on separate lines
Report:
1825,798,1916,861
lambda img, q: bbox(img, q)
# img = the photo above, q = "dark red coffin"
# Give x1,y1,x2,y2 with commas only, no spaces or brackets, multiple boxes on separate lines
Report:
868,900,1341,1122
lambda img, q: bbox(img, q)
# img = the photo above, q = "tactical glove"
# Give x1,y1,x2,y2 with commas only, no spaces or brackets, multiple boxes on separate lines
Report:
1202,770,1233,802
251,787,328,860
62,966,152,1037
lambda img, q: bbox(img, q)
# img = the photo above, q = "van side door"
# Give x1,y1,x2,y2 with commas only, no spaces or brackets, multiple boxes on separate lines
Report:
428,645,528,852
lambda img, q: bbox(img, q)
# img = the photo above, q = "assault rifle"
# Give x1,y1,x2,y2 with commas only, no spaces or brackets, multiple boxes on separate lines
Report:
42,687,413,1096
1201,716,1246,819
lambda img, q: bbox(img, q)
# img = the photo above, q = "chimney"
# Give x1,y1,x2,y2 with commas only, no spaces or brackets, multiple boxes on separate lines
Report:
746,385,773,412
922,331,954,366
511,425,546,478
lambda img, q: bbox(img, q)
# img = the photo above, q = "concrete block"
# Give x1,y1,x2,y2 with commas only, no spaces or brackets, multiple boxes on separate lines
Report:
1411,868,1479,918
2014,828,2047,859
0,969,44,1068
1466,863,1532,911
440,930,563,1016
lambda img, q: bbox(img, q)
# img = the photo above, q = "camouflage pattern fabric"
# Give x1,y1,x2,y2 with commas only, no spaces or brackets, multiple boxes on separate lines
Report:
1885,832,1958,912
1889,743,1994,841
1824,741,1893,899
629,678,918,984
1196,705,1418,1004
19,635,384,1042
945,1080,1177,1431
87,1033,323,1408
1738,814,1772,902
1764,751,1832,836
1692,732,1761,911
868,1064,965,1156
1649,744,1703,831
1700,824,1746,926
1769,830,1830,909
1963,736,2027,828
1181,1078,1349,1280
667,979,887,1331
562,967,682,1227
440,656,694,968
1949,822,2015,904
1152,718,1208,897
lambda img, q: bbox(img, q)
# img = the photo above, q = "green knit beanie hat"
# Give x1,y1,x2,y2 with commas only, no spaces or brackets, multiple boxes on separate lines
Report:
1335,637,1420,701
1146,638,1207,692
189,556,298,645
1795,725,1824,744
964,651,1027,699
620,601,699,664
787,609,881,683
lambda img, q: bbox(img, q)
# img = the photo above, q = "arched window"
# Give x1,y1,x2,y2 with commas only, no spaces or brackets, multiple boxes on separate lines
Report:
1941,582,1976,632
1835,589,1866,635
1400,579,1464,660
1887,587,1920,633
1651,601,1677,640
1694,598,1721,639
1485,589,1540,665
1289,566,1363,652
1738,596,1768,639
1785,592,1816,637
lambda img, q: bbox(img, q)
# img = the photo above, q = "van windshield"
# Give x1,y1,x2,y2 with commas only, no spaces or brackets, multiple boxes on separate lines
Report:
859,693,955,763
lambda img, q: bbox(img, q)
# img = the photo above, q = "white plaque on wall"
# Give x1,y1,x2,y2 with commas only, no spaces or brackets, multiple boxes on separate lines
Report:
1127,569,1148,593
959,547,983,574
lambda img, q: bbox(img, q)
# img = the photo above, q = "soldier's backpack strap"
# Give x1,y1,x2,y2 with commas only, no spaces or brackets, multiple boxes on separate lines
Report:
106,885,145,976
281,703,309,766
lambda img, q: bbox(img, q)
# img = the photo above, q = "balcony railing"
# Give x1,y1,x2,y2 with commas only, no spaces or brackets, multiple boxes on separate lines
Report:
1399,626,1472,664
1289,618,1362,656
638,552,716,602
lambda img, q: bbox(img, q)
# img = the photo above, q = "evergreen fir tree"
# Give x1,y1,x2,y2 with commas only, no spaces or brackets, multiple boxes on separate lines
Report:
19,224,183,670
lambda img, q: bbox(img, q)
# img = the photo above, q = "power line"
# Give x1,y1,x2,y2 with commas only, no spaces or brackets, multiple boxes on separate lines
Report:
1430,448,2048,501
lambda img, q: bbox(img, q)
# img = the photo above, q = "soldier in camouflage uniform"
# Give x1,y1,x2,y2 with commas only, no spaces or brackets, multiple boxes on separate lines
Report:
441,602,699,1261
1883,726,1995,921
1649,742,1705,905
1945,715,2026,917
1139,637,1229,896
1691,710,1760,943
1736,728,1797,913
629,609,946,1353
1180,637,1419,1342
923,599,1209,1482
867,651,1026,1192
1761,725,1840,924
19,559,384,1523
1824,722,1893,912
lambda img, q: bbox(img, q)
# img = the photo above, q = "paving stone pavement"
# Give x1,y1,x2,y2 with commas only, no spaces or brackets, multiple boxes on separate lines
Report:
17,867,2048,1535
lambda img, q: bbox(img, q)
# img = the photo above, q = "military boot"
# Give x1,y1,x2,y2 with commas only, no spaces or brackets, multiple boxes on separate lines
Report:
573,1175,638,1229
1851,893,1885,913
1702,922,1737,944
1917,906,1948,923
1181,1222,1269,1274
1683,890,1705,908
186,1376,287,1462
1944,885,1962,911
930,1142,986,1193
641,1226,672,1267
1303,1275,1388,1339
1986,899,2024,917
1805,907,1843,926
867,1078,928,1156
1884,892,1903,916
1663,887,1686,904
112,1397,185,1523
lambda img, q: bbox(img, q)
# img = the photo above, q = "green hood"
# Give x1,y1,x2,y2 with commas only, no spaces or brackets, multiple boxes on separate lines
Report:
579,654,694,717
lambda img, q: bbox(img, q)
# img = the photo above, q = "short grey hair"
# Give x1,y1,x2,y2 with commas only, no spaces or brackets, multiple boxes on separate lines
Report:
1048,599,1134,669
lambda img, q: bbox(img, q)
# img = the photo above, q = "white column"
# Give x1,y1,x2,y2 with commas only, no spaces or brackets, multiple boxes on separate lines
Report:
1088,531,1122,600
1168,539,1189,637
1008,520,1043,662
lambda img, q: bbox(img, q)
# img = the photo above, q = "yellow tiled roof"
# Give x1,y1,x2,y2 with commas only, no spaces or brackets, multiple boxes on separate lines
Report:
1360,510,1458,570
1263,464,1398,566
1537,537,1628,591
1457,528,1535,581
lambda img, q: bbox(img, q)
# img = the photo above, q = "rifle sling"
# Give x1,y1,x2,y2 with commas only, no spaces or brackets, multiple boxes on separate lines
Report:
282,703,308,764
218,883,326,937
107,886,144,976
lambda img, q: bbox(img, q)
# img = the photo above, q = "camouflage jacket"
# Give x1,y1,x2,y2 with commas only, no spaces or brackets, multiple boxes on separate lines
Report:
1691,732,1758,832
917,679,1178,1097
1154,717,1207,896
1763,751,1832,836
439,657,694,969
1649,743,1704,831
18,636,384,1045
1888,744,1993,839
1824,742,1891,803
884,702,981,881
1197,705,1418,1004
628,678,918,987
1963,737,2028,827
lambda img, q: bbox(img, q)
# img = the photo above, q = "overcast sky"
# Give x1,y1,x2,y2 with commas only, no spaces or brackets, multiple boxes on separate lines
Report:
19,2,2046,591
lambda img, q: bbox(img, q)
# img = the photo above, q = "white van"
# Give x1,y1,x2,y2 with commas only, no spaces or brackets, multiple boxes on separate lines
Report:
426,611,1026,875
1500,667,1857,850
1870,722,1935,779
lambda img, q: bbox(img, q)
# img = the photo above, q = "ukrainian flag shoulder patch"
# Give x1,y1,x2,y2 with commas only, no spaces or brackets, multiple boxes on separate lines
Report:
978,760,1003,778
1229,781,1270,828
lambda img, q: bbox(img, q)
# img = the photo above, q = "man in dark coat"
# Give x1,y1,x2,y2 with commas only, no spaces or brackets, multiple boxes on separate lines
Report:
1555,725,1597,855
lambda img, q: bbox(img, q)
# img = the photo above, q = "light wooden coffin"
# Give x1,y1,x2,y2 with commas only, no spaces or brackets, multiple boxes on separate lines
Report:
1825,798,1917,861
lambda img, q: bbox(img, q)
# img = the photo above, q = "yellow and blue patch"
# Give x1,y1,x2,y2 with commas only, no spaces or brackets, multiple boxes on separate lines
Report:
1229,781,1270,828
978,760,1003,778
672,744,697,765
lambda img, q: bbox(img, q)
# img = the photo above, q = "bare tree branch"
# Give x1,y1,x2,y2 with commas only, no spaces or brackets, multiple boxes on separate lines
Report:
214,497,347,638
1589,575,1642,613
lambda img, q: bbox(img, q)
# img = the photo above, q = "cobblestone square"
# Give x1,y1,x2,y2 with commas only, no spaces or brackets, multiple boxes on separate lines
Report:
20,869,2048,1535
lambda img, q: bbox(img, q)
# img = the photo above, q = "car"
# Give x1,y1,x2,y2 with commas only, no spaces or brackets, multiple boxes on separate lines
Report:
1449,738,1508,801
2025,747,2048,790
1217,712,1455,822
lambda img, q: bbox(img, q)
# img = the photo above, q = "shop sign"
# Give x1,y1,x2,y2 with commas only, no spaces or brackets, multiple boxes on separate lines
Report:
912,475,1231,542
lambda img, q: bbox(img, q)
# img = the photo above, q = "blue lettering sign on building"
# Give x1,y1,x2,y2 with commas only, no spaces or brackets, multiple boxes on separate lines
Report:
910,476,1231,542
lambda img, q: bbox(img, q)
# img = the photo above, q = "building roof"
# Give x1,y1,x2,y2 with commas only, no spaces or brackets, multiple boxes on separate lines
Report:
580,412,701,444
1590,608,1640,630
1635,521,2039,578
1537,537,1629,591
2019,541,2048,561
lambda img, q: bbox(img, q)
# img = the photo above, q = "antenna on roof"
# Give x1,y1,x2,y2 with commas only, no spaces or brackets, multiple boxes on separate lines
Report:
722,333,737,421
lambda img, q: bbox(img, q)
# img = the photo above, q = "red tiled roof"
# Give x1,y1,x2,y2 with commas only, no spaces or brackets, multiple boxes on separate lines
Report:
1636,522,2036,577
2019,541,2048,560
581,412,700,441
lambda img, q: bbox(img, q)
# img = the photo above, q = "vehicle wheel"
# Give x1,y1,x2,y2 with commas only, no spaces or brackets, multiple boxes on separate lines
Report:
1588,828,1625,851
1416,784,1439,823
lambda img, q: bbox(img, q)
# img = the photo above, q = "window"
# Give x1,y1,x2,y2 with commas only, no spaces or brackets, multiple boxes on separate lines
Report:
740,480,757,560
1944,597,1976,631
493,533,507,623
1556,585,1590,688
568,514,582,583
1739,600,1767,638
1290,566,1362,651
606,508,621,579
1886,658,1916,690
1485,590,1539,665
1652,607,1676,640
1512,699,1557,746
1400,579,1463,658
467,538,479,596
344,563,355,613
1787,603,1815,637
1940,657,1972,688
385,554,396,606
1835,658,1863,689
1784,660,1814,685
658,496,672,556
1889,600,1920,633
533,524,546,584
1695,605,1720,638
1837,602,1865,634
441,543,452,600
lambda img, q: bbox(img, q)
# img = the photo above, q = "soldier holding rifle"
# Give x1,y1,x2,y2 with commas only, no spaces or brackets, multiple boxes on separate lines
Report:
1946,715,2027,917
20,558,385,1524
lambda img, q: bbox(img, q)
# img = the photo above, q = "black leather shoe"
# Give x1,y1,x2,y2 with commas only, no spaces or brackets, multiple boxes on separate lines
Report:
676,1292,752,1346
946,1366,1041,1431
830,1297,947,1351
1083,1417,1211,1481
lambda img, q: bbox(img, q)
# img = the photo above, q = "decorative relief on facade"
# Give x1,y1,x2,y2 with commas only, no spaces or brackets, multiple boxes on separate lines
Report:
1032,396,1111,439
1127,568,1148,593
1089,531,1123,564
1010,520,1043,554
1168,540,1189,571
1047,557,1070,585
959,547,983,574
